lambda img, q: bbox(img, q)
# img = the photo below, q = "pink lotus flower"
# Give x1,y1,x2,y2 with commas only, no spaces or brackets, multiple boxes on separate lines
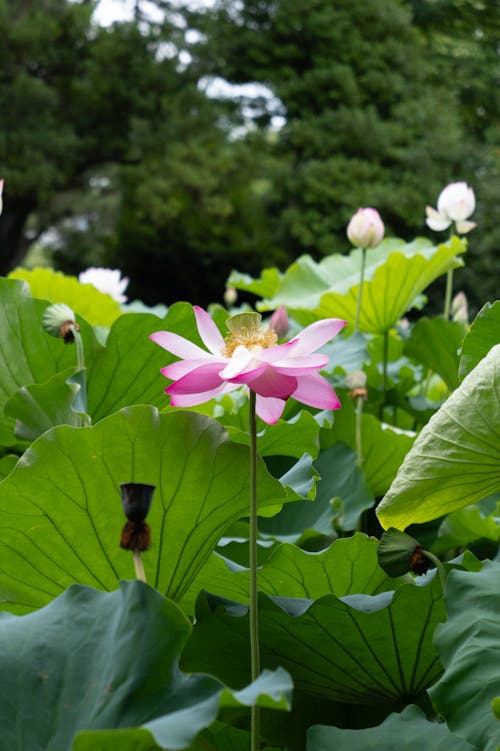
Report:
150,308,346,424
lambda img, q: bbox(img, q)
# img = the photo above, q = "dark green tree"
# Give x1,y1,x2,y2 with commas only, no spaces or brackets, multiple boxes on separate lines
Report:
0,0,176,270
0,0,285,305
183,0,499,308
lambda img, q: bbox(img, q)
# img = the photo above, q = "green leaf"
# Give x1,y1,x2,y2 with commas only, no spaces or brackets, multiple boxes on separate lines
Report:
317,238,465,334
182,575,445,705
331,403,416,498
377,344,500,530
231,241,401,314
404,317,464,390
9,266,122,326
0,581,290,751
226,267,282,301
432,504,500,557
459,300,500,381
429,561,500,751
259,443,373,539
181,533,404,612
1,581,216,750
5,367,89,441
0,406,287,612
307,704,475,750
86,312,171,421
0,278,97,444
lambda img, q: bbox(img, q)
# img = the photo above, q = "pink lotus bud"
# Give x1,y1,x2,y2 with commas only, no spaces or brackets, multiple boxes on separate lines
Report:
347,208,384,249
268,306,289,339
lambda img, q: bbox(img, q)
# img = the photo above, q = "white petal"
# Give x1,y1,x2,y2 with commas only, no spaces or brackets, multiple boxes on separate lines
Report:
220,345,255,379
425,206,451,232
455,220,476,235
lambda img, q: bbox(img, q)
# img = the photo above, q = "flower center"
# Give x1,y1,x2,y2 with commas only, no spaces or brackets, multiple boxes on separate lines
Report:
223,312,278,357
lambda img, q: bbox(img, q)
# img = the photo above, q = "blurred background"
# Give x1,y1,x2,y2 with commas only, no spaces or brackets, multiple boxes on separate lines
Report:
0,0,498,311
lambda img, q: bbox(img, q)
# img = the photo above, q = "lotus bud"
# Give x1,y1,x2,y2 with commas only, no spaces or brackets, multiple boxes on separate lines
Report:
224,287,237,308
42,303,79,343
345,370,367,400
347,208,384,249
268,306,289,339
451,291,468,324
377,527,432,577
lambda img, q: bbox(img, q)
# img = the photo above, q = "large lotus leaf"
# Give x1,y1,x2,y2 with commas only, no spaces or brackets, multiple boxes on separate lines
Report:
307,704,475,750
228,240,403,314
0,580,291,751
404,317,464,391
0,278,98,445
377,344,500,530
75,667,291,751
4,302,198,438
182,574,445,705
4,367,89,442
429,561,500,751
180,533,406,614
86,311,172,421
9,266,122,325
0,406,288,613
459,300,500,381
316,237,465,334
258,443,373,539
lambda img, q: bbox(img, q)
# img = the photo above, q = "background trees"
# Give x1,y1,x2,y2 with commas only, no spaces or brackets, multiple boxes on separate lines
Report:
0,0,498,310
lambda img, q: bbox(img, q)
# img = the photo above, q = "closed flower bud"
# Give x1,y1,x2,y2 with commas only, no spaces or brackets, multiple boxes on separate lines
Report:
224,287,238,308
268,306,289,339
347,208,385,249
42,303,79,343
377,527,432,577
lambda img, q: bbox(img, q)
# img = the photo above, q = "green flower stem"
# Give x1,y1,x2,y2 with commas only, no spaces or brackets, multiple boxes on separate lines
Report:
72,326,87,427
133,550,147,583
355,395,364,469
379,329,389,420
354,247,367,333
249,390,260,751
423,549,447,594
72,326,85,371
443,268,453,320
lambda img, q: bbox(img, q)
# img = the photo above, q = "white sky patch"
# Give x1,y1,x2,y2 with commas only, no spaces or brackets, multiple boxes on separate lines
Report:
93,0,163,26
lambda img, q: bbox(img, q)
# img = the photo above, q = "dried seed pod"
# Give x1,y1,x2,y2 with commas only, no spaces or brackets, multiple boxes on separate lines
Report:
120,482,155,522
